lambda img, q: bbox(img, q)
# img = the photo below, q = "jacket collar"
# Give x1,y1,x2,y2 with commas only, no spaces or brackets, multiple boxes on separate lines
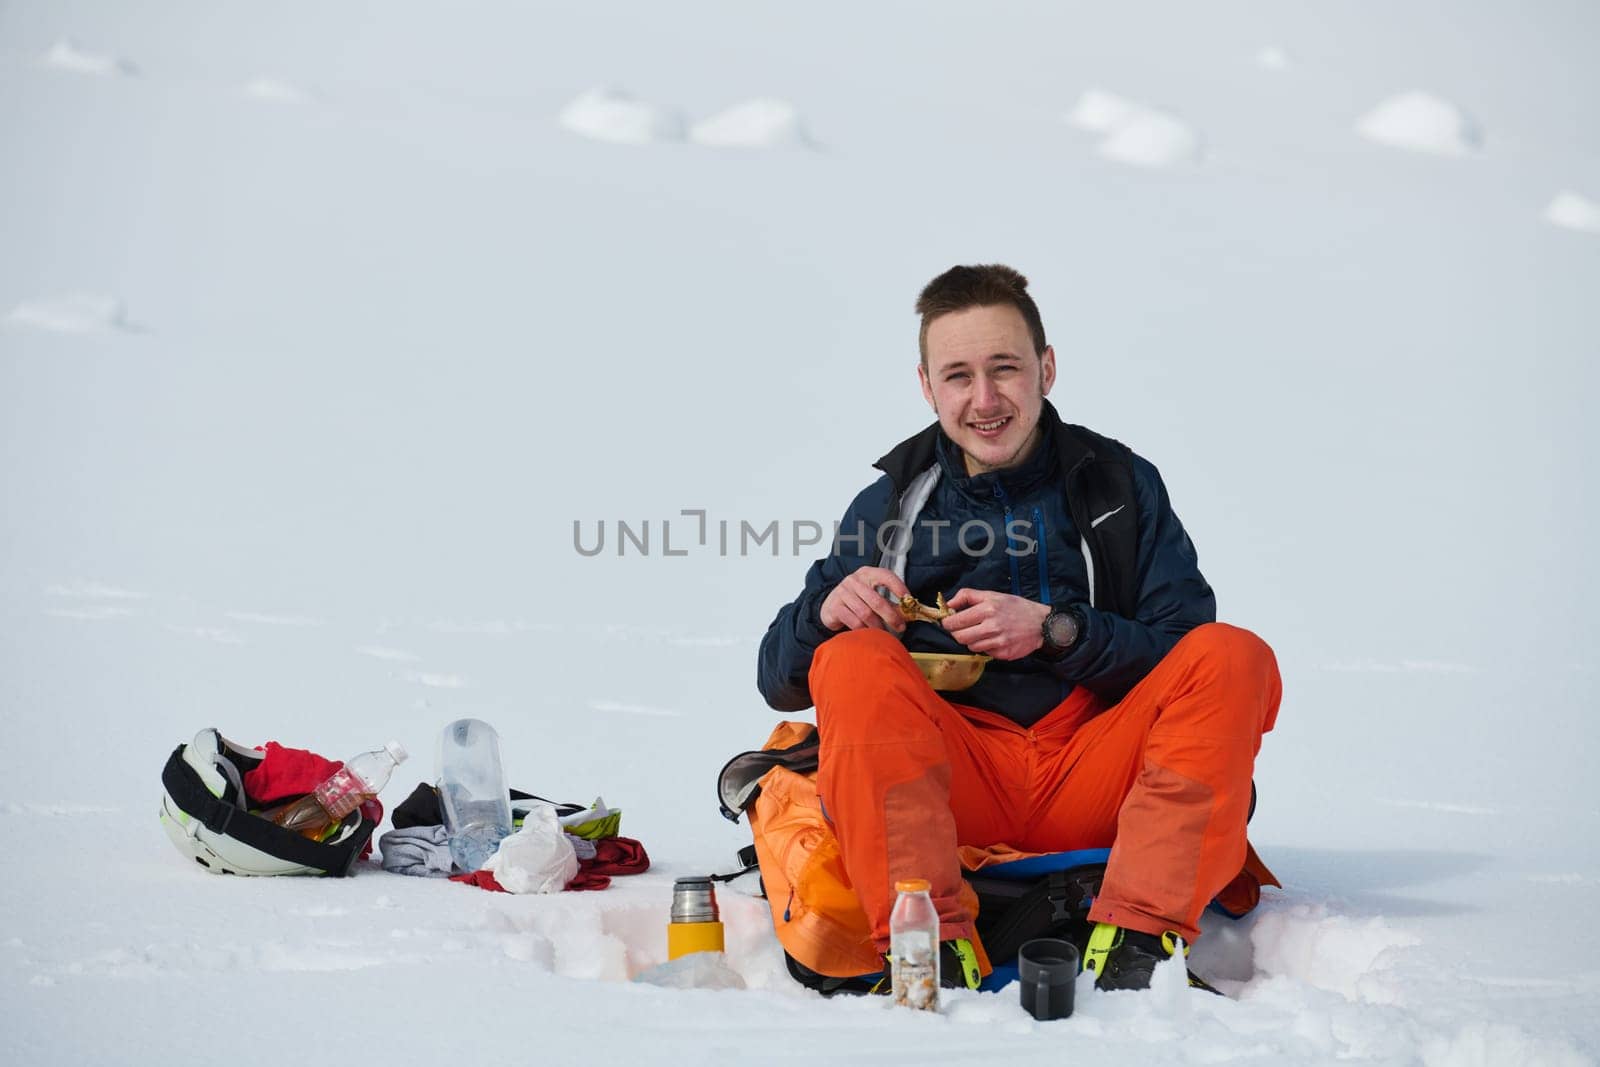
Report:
873,399,1093,493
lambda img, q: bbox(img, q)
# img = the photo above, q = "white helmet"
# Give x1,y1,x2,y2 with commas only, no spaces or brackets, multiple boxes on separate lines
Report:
160,729,376,877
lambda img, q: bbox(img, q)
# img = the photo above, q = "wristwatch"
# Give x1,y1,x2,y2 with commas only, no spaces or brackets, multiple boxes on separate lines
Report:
1040,608,1084,659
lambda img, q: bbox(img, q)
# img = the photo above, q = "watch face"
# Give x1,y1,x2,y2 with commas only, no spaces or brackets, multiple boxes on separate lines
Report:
1046,612,1077,649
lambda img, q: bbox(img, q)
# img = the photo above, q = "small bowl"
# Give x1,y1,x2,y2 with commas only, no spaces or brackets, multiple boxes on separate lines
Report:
909,652,992,691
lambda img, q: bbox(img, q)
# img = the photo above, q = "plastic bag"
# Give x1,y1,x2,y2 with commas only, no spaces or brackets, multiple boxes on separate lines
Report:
483,803,579,893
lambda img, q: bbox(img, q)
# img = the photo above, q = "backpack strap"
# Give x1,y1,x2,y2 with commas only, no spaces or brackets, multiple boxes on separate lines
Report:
708,844,762,888
1058,424,1140,619
161,745,375,877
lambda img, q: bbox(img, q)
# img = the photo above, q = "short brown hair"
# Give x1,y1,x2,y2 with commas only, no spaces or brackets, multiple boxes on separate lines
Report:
916,264,1047,364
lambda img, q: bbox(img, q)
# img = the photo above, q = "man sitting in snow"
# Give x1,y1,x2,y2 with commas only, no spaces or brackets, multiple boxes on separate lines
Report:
756,264,1281,992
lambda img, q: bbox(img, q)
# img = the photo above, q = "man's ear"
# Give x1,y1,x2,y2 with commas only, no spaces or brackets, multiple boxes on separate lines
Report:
1040,345,1057,396
918,362,936,410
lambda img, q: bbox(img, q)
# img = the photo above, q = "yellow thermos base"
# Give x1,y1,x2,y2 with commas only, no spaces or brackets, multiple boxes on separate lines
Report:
667,920,725,960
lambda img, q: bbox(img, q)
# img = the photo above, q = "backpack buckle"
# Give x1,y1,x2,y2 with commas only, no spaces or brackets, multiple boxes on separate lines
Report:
1047,871,1073,924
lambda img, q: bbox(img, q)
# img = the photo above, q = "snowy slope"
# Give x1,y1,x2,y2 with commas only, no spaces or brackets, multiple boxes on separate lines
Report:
1,2,1597,1064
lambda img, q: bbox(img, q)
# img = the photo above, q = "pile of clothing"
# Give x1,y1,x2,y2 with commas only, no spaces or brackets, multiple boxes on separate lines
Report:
379,784,649,893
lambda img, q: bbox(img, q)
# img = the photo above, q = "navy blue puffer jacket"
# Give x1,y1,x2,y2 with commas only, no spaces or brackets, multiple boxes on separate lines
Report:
756,402,1215,726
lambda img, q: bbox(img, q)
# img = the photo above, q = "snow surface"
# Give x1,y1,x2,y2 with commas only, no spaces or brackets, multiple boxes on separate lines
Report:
2,2,1599,1065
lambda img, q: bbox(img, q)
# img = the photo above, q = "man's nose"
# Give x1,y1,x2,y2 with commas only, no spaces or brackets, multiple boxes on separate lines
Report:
973,373,998,408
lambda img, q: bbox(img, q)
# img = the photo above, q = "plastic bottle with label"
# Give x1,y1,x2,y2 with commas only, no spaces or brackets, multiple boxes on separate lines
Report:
890,878,941,1011
261,741,409,841
438,718,514,872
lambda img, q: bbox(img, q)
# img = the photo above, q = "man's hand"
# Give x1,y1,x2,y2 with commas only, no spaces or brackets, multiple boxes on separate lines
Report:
942,589,1051,660
819,566,911,634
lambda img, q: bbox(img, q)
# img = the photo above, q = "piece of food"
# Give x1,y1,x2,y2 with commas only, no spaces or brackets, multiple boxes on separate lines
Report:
899,592,952,623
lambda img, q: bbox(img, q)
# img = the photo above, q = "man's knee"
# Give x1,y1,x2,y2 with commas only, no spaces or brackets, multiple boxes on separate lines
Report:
809,628,908,698
1177,624,1278,681
1169,623,1282,733
811,629,944,746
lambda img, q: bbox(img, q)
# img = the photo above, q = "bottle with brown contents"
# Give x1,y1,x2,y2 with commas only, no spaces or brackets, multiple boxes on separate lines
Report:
258,741,408,841
889,878,940,1011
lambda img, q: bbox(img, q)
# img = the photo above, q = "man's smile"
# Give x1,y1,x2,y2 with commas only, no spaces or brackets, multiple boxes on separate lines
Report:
968,416,1013,437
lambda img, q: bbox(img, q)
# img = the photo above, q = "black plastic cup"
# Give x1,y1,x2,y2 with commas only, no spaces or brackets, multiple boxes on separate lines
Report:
1017,937,1078,1021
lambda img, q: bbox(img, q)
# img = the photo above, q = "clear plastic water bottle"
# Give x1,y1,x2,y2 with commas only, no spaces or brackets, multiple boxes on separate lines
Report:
890,878,941,1011
262,741,408,841
437,718,514,872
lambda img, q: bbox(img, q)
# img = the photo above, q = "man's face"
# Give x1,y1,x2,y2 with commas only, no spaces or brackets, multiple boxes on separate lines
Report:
919,303,1056,476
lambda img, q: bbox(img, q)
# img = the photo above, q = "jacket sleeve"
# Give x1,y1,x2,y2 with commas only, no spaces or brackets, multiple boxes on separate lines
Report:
1045,453,1216,703
756,477,893,711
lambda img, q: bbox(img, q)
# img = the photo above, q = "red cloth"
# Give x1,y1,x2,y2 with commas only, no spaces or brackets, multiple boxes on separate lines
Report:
587,836,650,876
450,870,508,892
239,742,384,860
242,742,341,803
448,836,650,893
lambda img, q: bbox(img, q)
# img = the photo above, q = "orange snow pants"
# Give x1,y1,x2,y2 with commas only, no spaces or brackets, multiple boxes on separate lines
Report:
811,622,1281,950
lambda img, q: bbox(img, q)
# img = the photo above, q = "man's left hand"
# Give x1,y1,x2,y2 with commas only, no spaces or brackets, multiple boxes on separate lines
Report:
942,589,1052,660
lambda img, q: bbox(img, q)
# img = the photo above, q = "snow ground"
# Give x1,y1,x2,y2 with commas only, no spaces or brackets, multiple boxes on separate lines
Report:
2,1,1598,1064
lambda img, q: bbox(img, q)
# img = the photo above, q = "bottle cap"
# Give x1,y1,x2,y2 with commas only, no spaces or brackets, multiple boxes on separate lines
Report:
894,878,931,893
384,740,409,764
671,877,719,923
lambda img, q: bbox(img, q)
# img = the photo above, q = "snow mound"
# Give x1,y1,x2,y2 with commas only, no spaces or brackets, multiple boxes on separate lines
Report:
41,38,138,77
1255,46,1293,71
559,88,685,145
1100,112,1202,168
1065,88,1202,169
1066,89,1146,134
689,98,814,149
243,78,314,105
1544,190,1600,235
1250,903,1421,1003
6,294,140,335
1356,91,1483,156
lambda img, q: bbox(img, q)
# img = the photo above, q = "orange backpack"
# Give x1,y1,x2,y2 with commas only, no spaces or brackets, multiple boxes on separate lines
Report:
717,720,1275,992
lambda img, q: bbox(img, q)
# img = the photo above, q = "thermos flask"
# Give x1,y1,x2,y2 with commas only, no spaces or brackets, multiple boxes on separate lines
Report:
667,877,725,960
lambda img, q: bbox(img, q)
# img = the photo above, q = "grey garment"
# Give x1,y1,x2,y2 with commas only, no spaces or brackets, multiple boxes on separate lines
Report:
379,824,453,876
378,823,597,875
